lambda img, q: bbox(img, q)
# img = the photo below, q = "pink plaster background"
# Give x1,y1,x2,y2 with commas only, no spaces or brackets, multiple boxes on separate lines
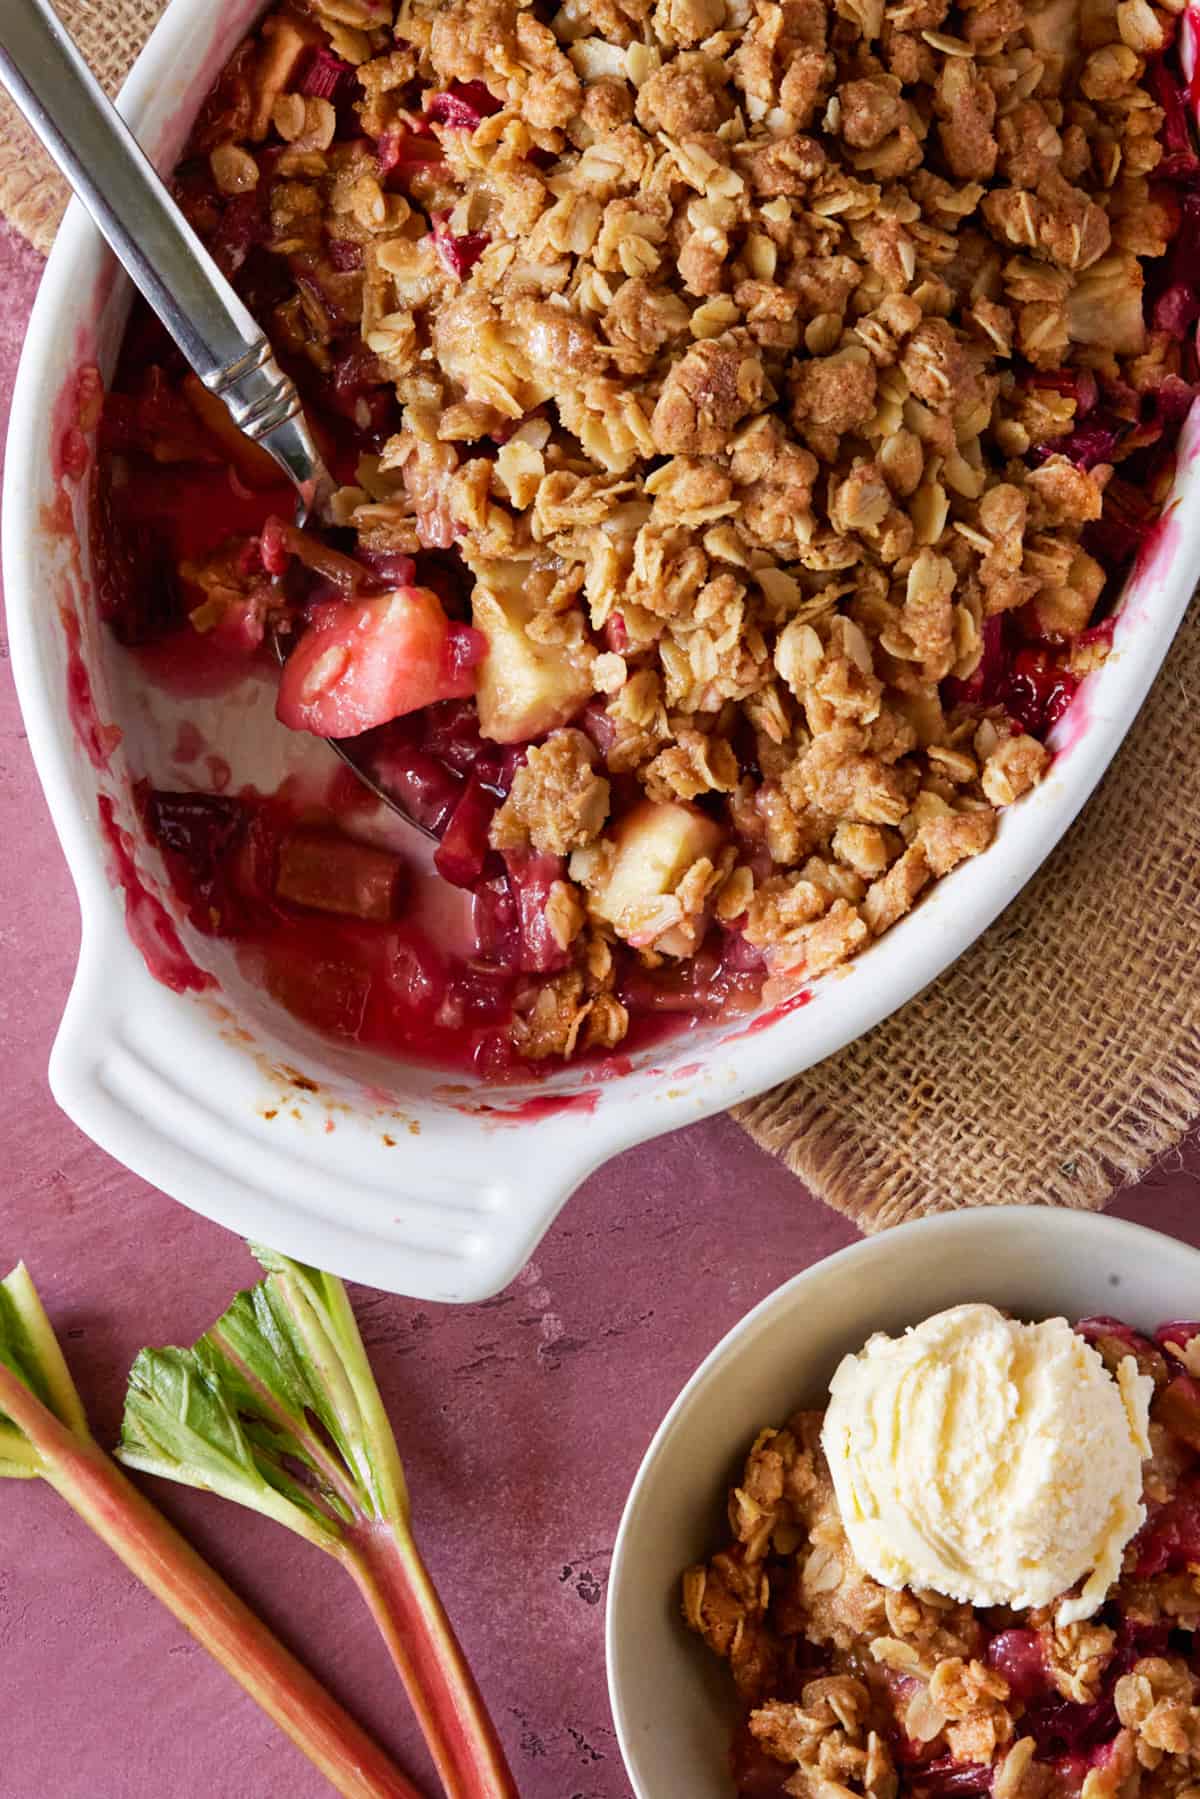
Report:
1,215,1198,1797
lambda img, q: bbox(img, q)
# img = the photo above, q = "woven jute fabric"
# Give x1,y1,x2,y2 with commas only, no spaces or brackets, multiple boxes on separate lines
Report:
0,0,166,253
5,3,1199,1229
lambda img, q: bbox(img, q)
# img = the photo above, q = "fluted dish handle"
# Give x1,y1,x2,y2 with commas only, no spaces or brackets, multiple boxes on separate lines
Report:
0,0,330,507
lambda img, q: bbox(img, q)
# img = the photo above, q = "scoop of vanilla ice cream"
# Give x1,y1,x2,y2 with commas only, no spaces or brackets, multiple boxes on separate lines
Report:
821,1303,1153,1625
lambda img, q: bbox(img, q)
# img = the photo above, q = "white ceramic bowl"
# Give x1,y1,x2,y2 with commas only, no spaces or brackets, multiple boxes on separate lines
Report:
606,1207,1200,1799
6,2,1200,1302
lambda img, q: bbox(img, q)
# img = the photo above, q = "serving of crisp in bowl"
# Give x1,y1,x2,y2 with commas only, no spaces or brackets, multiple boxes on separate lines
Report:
606,1207,1200,1799
6,0,1200,1297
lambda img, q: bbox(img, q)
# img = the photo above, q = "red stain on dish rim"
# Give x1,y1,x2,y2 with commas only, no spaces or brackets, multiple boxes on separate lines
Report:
61,607,122,771
48,357,125,772
725,987,813,1040
1133,500,1182,589
471,1088,600,1123
96,795,214,994
50,358,100,484
48,358,208,994
1186,5,1200,107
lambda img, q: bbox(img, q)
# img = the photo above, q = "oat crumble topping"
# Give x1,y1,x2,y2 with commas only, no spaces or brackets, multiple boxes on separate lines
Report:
96,0,1196,1069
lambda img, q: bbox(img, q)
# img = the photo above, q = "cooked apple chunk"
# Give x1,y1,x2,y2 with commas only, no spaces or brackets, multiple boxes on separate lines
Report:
471,574,592,745
573,799,726,954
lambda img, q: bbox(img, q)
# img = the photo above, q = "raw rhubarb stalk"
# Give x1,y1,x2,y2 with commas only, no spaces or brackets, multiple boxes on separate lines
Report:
116,1247,520,1799
0,1263,419,1799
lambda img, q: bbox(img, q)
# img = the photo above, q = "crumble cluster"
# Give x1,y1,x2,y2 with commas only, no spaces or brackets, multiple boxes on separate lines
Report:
191,0,1177,1057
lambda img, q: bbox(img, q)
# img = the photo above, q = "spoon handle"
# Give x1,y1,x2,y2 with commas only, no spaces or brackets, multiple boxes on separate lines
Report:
0,0,328,502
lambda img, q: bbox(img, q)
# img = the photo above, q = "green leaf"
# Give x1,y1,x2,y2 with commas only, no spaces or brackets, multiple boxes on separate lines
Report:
0,1263,89,1474
118,1344,340,1547
115,1246,409,1546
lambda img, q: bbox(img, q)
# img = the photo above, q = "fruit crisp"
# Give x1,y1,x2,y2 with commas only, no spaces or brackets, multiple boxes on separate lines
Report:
683,1315,1200,1799
93,0,1199,1074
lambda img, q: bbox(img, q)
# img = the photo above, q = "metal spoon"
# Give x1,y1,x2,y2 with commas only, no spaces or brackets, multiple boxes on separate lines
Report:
0,0,426,830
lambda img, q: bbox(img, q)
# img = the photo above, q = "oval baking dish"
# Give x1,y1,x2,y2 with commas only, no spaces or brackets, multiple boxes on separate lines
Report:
5,0,1199,1301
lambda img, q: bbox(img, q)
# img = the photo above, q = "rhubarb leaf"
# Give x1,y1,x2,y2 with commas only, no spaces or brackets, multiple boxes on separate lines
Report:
0,1262,89,1476
116,1245,406,1542
119,1340,341,1543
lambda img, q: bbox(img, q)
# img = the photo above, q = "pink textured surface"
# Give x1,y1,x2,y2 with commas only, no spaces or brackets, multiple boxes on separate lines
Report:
1,213,1198,1798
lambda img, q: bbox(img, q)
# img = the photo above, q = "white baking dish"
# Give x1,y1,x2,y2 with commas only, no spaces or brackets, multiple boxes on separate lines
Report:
5,0,1199,1302
606,1207,1200,1799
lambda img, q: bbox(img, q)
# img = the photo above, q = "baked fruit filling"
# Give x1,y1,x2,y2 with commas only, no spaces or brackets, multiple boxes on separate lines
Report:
683,1315,1200,1799
92,0,1198,1074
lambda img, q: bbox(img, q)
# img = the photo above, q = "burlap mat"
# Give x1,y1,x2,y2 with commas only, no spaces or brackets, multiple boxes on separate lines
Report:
6,2,1200,1229
0,0,166,252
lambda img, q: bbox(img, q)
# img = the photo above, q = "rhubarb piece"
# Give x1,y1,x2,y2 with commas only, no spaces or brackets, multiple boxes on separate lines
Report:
328,237,365,271
362,735,464,833
117,1246,519,1799
470,873,521,965
182,374,287,490
909,1759,993,1798
943,613,1008,710
145,790,266,935
425,81,503,130
985,1630,1048,1703
1000,649,1079,737
300,46,357,104
433,227,490,282
0,1262,418,1799
92,493,183,647
327,342,398,441
276,827,406,920
388,934,450,1019
377,128,444,176
260,516,369,592
1156,1321,1200,1375
357,547,418,590
1020,1691,1118,1758
470,567,591,744
434,775,497,888
1148,55,1200,181
1084,478,1157,568
421,700,489,774
504,848,570,973
277,588,477,738
266,953,371,1040
1031,413,1129,472
1130,1482,1200,1574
